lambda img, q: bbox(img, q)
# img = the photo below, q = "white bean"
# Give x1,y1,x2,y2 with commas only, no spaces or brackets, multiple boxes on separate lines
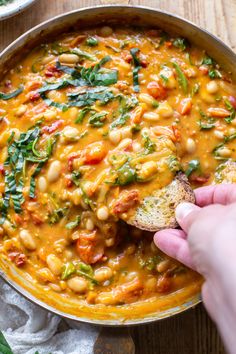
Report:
47,160,62,183
19,230,36,251
109,130,121,145
59,53,79,64
67,276,88,293
43,110,57,121
38,176,48,192
157,102,173,118
97,206,109,221
206,81,219,94
139,93,155,106
15,105,27,117
186,138,196,154
62,126,79,141
85,218,94,231
132,142,142,152
218,147,232,158
143,112,160,121
46,254,63,276
94,267,113,282
214,130,224,140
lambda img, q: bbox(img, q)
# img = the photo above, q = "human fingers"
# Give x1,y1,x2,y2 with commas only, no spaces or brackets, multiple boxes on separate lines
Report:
154,229,196,269
195,184,236,207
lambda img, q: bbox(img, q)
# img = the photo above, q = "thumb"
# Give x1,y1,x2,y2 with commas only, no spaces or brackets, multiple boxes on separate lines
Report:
175,202,201,233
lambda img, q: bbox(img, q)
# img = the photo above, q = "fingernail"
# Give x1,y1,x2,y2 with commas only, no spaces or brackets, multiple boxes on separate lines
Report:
175,202,198,222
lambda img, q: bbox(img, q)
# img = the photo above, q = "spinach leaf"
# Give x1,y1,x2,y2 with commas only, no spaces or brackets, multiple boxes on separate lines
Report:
61,262,76,280
209,69,222,79
0,331,14,354
71,170,82,186
115,162,136,186
173,62,188,94
224,99,236,123
42,96,68,112
185,159,200,177
68,88,114,107
173,37,188,51
72,48,97,61
143,133,156,154
0,86,23,100
75,107,94,124
77,262,98,284
88,111,107,127
130,48,141,92
198,110,216,130
86,37,98,46
201,56,215,66
48,207,68,224
66,215,81,229
111,95,138,128
1,125,57,217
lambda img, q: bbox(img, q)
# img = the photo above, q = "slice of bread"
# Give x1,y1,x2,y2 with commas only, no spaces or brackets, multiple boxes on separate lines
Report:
127,172,195,232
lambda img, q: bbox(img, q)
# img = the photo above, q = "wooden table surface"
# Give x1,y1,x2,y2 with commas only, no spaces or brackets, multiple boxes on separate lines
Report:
1,0,235,353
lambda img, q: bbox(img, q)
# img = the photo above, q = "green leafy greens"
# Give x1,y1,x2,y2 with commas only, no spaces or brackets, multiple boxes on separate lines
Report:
0,86,23,100
0,125,57,221
173,62,188,94
130,48,141,92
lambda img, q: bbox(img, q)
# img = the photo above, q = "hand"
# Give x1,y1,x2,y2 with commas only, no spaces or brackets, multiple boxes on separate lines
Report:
154,184,236,354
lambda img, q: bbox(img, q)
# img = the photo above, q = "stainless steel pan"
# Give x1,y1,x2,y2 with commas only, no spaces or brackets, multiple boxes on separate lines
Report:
0,5,235,326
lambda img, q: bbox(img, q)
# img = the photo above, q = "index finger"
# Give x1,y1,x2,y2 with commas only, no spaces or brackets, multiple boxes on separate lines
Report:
195,184,236,207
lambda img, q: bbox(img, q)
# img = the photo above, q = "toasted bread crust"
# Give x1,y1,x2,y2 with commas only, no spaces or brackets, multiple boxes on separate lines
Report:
127,172,195,232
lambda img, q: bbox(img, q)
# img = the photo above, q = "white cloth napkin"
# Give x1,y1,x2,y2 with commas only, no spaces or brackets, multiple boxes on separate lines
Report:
0,278,99,354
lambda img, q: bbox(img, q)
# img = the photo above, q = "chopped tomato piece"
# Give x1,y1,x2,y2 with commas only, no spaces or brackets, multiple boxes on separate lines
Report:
8,252,27,267
0,164,5,175
207,107,231,118
229,96,236,109
121,52,132,63
172,125,181,142
190,174,210,184
45,64,61,78
157,275,171,293
178,98,192,115
131,106,143,124
28,92,40,102
83,142,107,165
76,230,104,264
112,190,139,215
42,120,64,134
147,81,167,99
165,41,173,48
199,65,209,75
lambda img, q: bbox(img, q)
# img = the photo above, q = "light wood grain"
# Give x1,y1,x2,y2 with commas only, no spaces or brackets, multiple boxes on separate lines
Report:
0,1,233,353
